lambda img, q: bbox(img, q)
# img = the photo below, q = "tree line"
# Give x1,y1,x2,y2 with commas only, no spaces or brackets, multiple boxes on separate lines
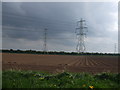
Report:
1,49,120,56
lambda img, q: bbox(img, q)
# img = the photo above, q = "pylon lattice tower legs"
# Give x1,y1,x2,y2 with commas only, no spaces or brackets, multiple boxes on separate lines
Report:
76,18,87,53
76,35,85,53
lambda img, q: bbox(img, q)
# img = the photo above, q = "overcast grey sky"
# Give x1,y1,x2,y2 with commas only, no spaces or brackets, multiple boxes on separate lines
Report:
2,2,118,53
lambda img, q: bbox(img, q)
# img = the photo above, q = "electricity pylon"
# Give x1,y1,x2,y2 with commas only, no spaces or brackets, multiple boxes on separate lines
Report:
114,43,117,53
75,18,88,53
43,28,47,53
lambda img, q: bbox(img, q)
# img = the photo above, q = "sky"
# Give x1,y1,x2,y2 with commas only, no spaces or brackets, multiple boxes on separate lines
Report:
2,1,118,53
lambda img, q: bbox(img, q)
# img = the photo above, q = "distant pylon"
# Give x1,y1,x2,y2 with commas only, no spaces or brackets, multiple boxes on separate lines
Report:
114,43,117,53
43,28,47,52
75,18,88,53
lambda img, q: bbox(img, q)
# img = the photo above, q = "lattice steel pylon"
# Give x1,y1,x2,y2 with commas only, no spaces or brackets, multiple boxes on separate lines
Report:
114,43,117,53
43,28,47,52
75,18,88,53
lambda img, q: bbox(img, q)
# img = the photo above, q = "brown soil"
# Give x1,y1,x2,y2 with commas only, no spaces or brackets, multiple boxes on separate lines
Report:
2,53,118,74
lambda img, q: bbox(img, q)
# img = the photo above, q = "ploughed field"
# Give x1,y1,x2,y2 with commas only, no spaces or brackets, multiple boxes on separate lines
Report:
2,53,118,74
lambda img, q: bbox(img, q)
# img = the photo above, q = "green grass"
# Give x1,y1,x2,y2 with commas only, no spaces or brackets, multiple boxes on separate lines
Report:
2,70,120,88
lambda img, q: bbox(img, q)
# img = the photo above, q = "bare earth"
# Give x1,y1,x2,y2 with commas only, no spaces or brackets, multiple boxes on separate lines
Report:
2,53,118,74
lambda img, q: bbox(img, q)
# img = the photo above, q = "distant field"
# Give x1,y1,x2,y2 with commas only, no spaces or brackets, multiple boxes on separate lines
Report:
2,53,118,74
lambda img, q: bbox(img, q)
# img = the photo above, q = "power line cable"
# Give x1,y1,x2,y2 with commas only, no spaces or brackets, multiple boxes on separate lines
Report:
3,11,76,26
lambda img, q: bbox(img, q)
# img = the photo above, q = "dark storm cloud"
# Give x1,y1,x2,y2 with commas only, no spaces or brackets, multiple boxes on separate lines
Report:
3,2,79,41
2,2,118,52
3,2,115,40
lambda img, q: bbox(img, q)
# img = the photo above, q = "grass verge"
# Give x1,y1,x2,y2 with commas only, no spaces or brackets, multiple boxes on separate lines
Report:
2,70,120,88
